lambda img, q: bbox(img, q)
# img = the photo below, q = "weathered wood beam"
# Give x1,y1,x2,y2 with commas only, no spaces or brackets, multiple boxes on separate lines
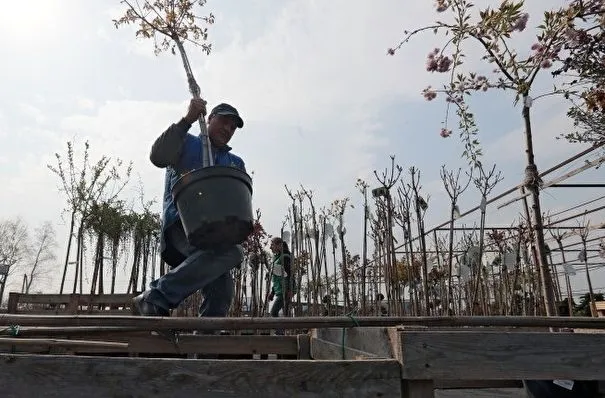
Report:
311,337,381,360
8,293,134,306
399,331,605,380
0,354,402,398
2,314,605,330
0,335,300,356
128,335,298,355
0,326,141,337
311,327,394,359
0,337,127,353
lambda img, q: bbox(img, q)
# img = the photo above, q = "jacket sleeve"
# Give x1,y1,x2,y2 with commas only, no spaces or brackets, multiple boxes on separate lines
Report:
149,118,192,168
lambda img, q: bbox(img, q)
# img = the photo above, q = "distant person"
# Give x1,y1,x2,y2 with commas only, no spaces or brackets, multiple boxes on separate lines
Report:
376,293,388,316
267,237,294,335
132,98,246,322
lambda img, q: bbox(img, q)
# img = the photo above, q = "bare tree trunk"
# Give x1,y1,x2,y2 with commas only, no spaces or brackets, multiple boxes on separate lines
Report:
361,187,369,315
555,238,574,316
59,211,76,294
580,235,597,317
522,95,557,316
72,225,85,295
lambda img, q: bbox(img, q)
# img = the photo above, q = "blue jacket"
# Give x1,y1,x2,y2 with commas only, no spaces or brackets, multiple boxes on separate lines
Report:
150,118,246,265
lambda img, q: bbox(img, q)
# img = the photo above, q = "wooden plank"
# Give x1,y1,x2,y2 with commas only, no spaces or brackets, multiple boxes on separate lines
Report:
8,326,145,338
3,314,605,330
0,354,402,398
435,388,526,398
11,293,134,306
128,335,298,355
297,333,311,359
311,337,381,360
388,328,523,390
400,331,605,380
312,327,394,358
11,308,131,315
0,337,128,353
388,326,403,362
80,294,134,305
403,380,434,398
7,292,19,313
434,380,523,389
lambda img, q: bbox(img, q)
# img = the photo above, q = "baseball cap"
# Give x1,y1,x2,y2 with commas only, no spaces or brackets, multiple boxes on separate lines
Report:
210,103,244,128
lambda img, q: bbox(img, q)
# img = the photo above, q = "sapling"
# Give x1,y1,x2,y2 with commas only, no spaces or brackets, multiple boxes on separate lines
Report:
408,167,430,314
469,164,503,314
373,156,403,315
439,165,472,313
576,220,597,316
114,0,216,167
356,178,370,314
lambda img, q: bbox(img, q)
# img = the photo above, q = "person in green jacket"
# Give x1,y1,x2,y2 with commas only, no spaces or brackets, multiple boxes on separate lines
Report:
267,237,293,334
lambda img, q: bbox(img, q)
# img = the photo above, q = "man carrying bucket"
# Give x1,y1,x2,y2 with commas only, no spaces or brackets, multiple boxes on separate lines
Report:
132,98,246,321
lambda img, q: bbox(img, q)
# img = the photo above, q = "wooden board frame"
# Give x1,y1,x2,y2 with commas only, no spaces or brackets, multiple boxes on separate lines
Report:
0,354,402,398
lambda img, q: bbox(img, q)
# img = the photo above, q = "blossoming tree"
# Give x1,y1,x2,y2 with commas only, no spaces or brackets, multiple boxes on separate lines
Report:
388,0,605,315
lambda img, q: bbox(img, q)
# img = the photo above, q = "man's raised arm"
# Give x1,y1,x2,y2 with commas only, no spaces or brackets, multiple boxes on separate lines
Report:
149,98,207,168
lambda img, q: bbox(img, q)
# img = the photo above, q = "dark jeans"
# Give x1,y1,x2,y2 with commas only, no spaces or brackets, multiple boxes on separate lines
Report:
143,223,243,317
270,293,288,335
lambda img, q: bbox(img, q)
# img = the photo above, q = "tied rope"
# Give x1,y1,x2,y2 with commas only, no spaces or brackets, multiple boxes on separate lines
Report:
523,164,543,188
341,312,360,360
0,325,19,337
0,325,20,355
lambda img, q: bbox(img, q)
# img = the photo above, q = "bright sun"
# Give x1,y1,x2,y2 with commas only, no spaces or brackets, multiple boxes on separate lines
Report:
0,0,62,44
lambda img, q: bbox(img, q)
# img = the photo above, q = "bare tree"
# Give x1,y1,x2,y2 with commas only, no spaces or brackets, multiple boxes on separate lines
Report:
548,227,575,317
330,198,352,312
440,165,472,313
356,178,370,314
395,181,418,315
576,220,597,317
25,222,57,294
0,218,30,305
373,156,403,315
408,167,430,314
470,164,503,314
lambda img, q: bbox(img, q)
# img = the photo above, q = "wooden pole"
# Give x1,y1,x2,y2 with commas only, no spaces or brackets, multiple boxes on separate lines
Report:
2,314,605,330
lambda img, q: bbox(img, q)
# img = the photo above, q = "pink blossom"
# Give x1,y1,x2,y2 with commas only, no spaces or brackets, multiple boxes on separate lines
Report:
511,13,529,32
422,87,437,101
426,49,451,73
437,56,452,72
540,59,552,69
440,128,452,138
435,0,449,12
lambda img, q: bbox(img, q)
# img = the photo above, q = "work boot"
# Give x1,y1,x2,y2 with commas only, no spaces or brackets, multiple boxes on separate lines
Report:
132,294,178,343
131,293,170,317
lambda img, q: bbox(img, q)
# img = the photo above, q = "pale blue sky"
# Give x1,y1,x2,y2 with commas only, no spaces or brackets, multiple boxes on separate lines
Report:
0,0,603,299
